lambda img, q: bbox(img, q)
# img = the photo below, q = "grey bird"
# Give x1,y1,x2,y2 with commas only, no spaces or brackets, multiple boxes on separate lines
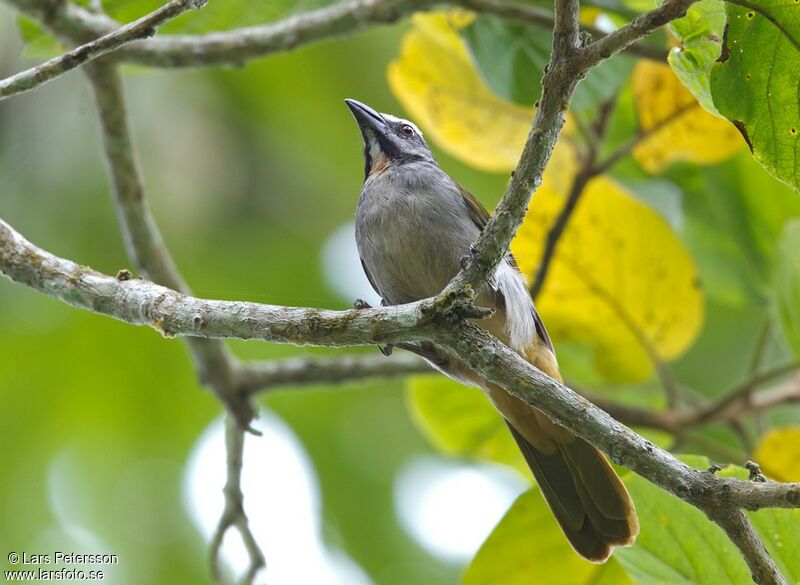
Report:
346,98,638,562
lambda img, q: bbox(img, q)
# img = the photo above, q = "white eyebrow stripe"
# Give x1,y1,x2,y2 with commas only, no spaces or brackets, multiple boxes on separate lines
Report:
381,113,424,137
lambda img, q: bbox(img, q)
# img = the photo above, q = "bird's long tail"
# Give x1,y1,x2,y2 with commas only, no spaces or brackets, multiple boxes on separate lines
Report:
485,345,638,562
505,409,638,562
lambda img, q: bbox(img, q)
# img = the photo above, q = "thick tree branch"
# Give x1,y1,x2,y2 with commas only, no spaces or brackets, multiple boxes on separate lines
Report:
0,217,436,348
3,0,665,71
2,217,797,582
0,0,204,101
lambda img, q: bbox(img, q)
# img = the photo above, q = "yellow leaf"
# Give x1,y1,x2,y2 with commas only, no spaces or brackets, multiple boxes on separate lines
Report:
512,145,704,381
632,60,742,173
387,12,536,172
407,375,529,476
754,427,800,482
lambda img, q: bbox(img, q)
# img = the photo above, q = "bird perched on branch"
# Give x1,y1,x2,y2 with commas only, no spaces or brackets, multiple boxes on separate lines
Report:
346,98,638,562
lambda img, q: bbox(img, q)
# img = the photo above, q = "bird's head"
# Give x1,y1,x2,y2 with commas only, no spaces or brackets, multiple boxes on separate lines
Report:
345,98,435,179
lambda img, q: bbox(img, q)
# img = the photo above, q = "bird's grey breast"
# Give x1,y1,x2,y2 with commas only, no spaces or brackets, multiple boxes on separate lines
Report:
355,162,478,304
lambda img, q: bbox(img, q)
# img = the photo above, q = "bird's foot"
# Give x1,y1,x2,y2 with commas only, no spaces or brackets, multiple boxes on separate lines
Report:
459,243,479,269
353,298,372,310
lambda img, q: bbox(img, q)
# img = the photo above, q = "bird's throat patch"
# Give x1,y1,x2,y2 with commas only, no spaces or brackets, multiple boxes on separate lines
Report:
368,152,392,177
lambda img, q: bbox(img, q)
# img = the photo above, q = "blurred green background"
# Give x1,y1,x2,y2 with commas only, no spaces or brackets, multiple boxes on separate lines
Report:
2,2,800,584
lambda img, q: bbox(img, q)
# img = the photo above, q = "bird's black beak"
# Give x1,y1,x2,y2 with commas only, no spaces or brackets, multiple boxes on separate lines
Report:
345,98,388,139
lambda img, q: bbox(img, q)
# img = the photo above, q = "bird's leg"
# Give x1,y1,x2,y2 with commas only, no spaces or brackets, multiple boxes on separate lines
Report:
394,341,448,368
353,298,394,356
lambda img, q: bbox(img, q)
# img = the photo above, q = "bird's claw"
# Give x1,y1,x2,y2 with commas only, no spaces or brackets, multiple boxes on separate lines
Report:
353,298,372,310
459,244,479,269
354,299,392,355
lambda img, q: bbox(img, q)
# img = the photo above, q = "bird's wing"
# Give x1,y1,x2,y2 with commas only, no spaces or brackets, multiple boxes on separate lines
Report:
457,182,555,352
457,182,490,231
457,182,523,270
360,258,382,298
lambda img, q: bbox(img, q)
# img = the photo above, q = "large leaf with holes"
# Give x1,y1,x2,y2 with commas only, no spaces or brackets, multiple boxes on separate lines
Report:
710,1,800,191
667,0,726,115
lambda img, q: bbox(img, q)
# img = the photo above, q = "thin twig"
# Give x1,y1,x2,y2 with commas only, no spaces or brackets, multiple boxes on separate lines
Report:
209,415,266,585
526,97,693,300
528,95,617,300
238,352,430,395
4,0,667,70
582,365,800,432
577,0,695,68
528,167,593,300
84,60,255,427
528,93,692,407
458,0,667,61
709,510,787,585
0,0,205,101
591,100,697,175
82,61,265,582
690,363,800,426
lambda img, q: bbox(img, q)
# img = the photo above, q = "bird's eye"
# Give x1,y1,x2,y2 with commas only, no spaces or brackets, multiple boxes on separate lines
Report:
400,124,415,137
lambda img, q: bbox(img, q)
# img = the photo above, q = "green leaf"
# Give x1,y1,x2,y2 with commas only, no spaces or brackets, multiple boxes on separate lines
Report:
667,0,725,115
679,152,800,307
465,454,800,585
16,17,62,58
710,1,800,191
464,487,632,585
102,0,327,35
406,375,528,475
773,219,800,357
461,18,550,106
615,455,753,585
461,16,634,112
618,456,800,585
